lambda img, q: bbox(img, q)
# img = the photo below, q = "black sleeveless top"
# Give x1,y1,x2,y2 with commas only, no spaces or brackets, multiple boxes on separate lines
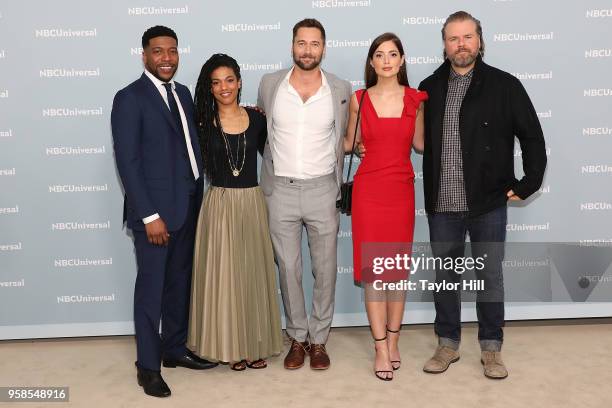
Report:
209,108,267,188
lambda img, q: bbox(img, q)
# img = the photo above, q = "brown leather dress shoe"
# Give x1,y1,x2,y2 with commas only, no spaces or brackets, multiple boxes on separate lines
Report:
284,340,309,369
309,344,330,370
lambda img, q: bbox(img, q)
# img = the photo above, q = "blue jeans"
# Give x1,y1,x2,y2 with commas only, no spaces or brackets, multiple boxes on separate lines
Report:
427,206,507,352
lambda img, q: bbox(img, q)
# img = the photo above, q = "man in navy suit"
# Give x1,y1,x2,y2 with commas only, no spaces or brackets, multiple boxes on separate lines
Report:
111,26,217,398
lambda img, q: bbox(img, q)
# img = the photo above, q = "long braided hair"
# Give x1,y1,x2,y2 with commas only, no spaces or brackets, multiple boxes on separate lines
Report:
194,53,242,181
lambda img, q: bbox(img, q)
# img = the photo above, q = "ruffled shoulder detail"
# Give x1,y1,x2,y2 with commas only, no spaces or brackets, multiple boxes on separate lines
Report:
404,87,428,105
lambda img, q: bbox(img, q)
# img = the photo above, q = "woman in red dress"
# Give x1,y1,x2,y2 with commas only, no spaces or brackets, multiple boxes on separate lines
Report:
344,32,427,381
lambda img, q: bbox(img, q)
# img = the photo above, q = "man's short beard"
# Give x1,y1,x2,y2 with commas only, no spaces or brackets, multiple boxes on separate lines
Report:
450,50,478,68
293,54,321,71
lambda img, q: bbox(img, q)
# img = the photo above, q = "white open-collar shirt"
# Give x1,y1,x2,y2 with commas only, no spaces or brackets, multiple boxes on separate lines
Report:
271,67,335,179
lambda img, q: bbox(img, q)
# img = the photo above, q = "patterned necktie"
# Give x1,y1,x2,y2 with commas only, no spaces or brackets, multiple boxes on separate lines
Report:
162,82,185,136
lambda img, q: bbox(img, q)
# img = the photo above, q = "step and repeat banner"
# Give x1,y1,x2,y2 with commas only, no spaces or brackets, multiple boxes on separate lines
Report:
1,0,611,339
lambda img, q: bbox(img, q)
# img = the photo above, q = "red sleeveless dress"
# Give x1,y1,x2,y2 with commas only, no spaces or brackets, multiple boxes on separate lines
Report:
351,87,428,284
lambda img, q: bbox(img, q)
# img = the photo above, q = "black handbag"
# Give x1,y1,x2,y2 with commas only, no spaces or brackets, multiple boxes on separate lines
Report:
337,90,367,215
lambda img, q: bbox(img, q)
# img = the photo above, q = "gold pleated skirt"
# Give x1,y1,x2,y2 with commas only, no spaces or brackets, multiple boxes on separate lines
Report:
187,186,283,363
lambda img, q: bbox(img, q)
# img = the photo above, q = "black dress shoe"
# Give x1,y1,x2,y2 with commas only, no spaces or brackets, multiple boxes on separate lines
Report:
136,366,171,398
162,350,219,370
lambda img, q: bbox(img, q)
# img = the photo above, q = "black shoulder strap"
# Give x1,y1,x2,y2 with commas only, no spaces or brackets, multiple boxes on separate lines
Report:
345,89,367,182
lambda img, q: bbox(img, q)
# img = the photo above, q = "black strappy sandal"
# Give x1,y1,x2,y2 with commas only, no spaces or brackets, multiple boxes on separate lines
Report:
387,326,401,371
230,360,247,371
373,335,393,381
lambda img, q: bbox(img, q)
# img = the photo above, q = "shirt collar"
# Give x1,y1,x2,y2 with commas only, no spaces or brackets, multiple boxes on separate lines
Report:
284,66,330,90
144,69,175,91
449,67,474,82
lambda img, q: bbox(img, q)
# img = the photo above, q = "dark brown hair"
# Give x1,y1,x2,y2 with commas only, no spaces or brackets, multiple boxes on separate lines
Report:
364,32,409,88
441,11,485,58
292,18,326,43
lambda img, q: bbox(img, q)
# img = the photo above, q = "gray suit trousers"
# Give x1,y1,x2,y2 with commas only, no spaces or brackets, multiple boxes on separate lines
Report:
264,173,339,345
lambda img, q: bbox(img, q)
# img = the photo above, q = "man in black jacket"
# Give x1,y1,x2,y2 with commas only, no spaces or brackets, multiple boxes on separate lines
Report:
419,11,547,379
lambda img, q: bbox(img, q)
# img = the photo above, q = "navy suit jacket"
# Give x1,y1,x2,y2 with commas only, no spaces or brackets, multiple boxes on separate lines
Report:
111,73,204,232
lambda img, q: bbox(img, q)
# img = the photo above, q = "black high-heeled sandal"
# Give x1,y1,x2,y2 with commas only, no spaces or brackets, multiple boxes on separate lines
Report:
373,335,393,381
387,326,401,371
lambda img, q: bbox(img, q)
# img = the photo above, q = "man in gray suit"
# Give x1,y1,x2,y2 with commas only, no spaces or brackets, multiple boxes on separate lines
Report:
257,18,351,370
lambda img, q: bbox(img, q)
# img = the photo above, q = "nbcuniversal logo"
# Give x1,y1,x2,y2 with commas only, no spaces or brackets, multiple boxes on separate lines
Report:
583,89,612,97
127,5,189,15
583,127,612,136
581,164,612,174
42,107,103,117
580,202,612,211
35,28,97,38
221,22,280,32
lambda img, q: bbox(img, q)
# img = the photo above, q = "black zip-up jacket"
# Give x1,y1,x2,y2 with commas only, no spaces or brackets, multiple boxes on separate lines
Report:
418,56,547,217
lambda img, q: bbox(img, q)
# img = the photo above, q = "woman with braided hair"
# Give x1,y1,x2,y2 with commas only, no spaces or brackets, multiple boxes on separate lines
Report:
186,53,282,371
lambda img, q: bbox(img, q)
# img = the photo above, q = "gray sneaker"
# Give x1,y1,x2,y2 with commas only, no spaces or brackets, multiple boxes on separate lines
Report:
481,351,509,379
423,346,460,374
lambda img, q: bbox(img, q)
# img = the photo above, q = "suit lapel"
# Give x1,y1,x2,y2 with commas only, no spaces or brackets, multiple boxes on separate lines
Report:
325,71,342,148
327,72,348,186
139,73,180,135
459,57,484,152
266,69,288,146
175,84,196,139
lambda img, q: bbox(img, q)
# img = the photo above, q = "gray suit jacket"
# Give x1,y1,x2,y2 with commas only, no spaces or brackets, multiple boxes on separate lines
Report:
257,68,352,197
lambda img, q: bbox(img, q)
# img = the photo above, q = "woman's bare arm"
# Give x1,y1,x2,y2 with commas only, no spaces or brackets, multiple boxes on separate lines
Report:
343,92,360,153
412,101,425,153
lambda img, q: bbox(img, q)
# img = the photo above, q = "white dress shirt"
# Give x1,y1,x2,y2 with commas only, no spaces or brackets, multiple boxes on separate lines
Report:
271,67,335,179
142,70,200,224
